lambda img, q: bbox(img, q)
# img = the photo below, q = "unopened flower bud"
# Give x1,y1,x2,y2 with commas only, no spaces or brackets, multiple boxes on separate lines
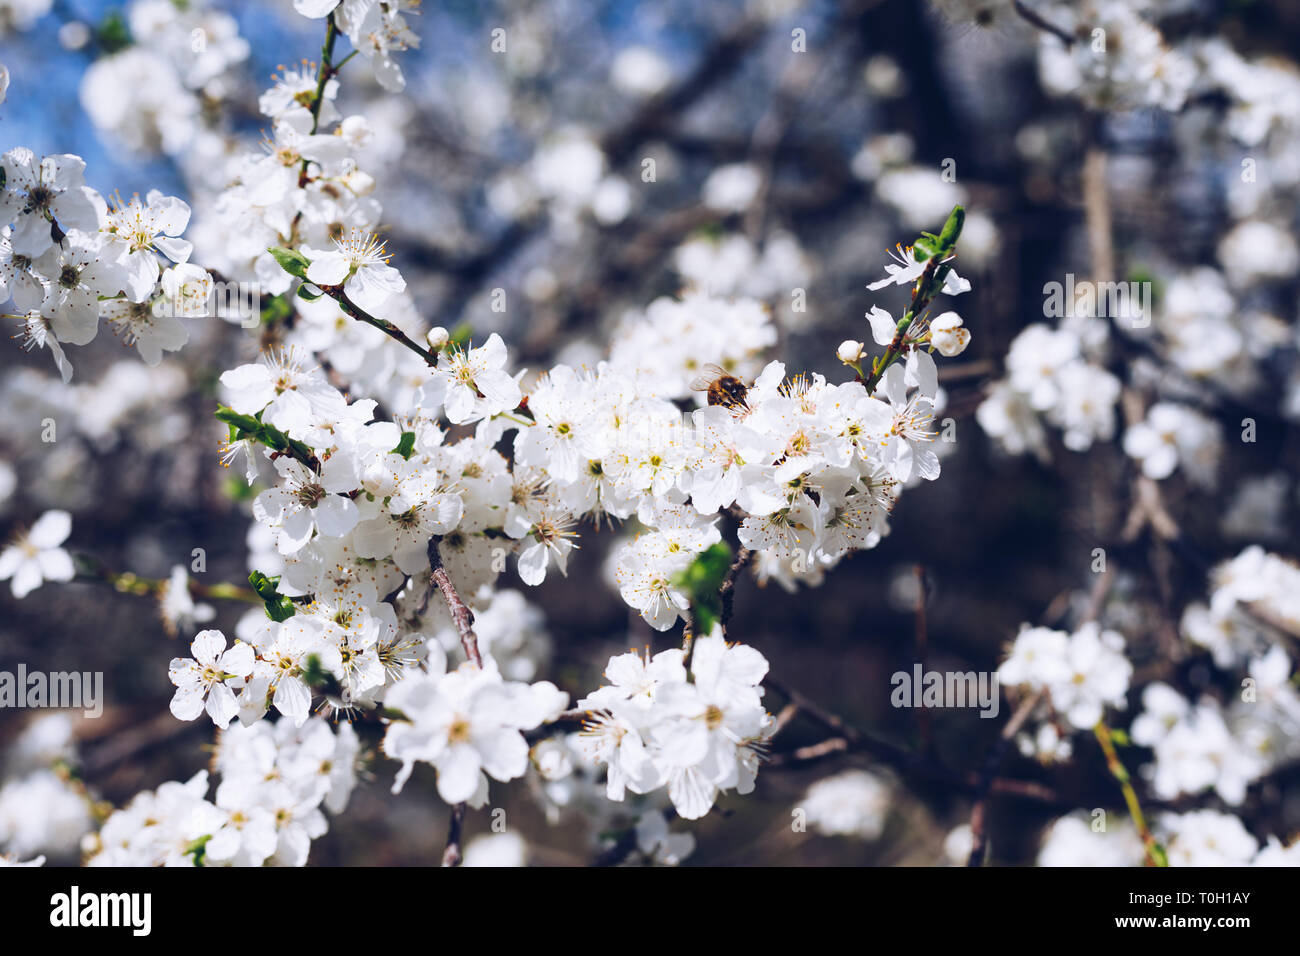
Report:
837,339,866,364
426,326,450,350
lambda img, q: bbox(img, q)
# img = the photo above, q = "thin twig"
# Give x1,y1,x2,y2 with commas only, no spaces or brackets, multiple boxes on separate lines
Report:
966,689,1043,866
913,564,931,753
718,547,752,635
764,678,1057,803
441,803,466,867
329,288,440,366
424,537,482,668
1012,0,1075,46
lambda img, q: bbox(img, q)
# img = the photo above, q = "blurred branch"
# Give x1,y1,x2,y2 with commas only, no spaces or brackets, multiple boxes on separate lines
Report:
966,689,1043,866
441,802,466,867
1012,0,1075,46
764,677,1058,804
913,564,932,754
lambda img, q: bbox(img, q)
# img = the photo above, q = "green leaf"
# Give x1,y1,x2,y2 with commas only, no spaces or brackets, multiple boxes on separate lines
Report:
937,204,965,254
391,431,416,460
301,653,341,696
222,475,257,503
261,292,294,327
268,246,310,279
248,570,297,622
95,11,132,55
248,570,280,600
296,283,325,301
184,834,211,867
673,542,733,635
450,322,475,349
913,234,939,261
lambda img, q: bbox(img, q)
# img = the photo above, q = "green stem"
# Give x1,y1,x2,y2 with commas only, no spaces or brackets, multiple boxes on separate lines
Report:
74,557,260,604
330,289,441,366
862,256,946,395
1094,721,1167,867
309,16,338,135
298,15,339,186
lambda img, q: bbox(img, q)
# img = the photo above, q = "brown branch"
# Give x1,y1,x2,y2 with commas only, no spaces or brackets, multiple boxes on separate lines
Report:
327,288,440,366
441,802,466,867
425,536,482,668
966,689,1044,866
913,564,932,754
718,546,752,635
1012,0,1075,46
764,678,1057,804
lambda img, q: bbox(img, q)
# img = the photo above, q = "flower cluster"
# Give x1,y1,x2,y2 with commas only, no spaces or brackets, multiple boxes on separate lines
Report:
0,716,93,864
0,148,197,380
576,634,772,820
798,769,892,840
2,0,989,867
88,716,358,866
1036,1,1196,112
80,0,249,155
382,648,568,804
977,320,1121,459
294,0,420,92
997,621,1133,732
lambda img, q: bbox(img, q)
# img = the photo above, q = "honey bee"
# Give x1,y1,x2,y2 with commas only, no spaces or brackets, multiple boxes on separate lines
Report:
689,364,750,410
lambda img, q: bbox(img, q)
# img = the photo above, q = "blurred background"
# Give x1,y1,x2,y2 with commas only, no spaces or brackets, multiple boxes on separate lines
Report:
1,0,1299,865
